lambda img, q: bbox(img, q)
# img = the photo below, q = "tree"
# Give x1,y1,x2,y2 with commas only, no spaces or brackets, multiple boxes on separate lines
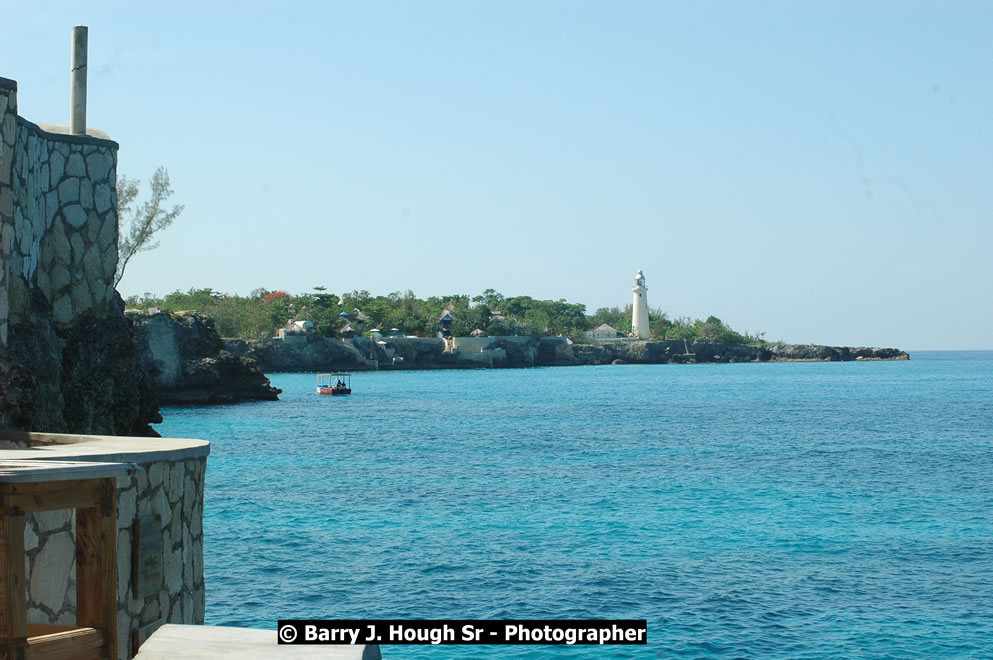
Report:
115,167,184,287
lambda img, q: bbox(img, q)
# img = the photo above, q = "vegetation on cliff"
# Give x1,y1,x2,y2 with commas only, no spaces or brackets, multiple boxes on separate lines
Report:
126,287,766,345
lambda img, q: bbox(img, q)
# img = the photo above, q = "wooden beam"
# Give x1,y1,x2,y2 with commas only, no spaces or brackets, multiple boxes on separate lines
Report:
0,505,28,660
3,480,100,514
24,627,103,660
75,479,118,660
25,624,79,637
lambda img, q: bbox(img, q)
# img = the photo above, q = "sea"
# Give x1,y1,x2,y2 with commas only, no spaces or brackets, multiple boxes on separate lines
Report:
155,351,993,658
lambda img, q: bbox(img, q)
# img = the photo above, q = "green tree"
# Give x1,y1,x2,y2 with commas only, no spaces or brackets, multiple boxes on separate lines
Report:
129,285,765,345
115,167,184,287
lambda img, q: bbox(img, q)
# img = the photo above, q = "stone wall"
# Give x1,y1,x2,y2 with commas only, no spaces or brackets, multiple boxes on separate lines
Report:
0,75,159,435
22,453,207,659
1,77,17,345
0,76,118,339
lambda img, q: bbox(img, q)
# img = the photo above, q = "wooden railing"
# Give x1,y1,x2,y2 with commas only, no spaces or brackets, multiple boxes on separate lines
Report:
2,463,129,660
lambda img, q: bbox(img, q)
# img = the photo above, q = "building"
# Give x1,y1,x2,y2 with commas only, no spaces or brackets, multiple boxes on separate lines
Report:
587,323,624,340
439,310,454,338
276,319,313,342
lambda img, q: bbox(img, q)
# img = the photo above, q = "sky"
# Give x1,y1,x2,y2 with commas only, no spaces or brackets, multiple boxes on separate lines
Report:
2,1,991,350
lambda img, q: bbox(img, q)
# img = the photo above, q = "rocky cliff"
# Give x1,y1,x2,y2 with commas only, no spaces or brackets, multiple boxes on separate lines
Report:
0,289,161,435
131,312,280,403
1,78,162,435
603,339,907,364
225,334,908,372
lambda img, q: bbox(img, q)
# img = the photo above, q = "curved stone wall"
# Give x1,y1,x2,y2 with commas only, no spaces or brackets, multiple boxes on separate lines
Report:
4,432,208,659
1,75,158,436
1,76,119,340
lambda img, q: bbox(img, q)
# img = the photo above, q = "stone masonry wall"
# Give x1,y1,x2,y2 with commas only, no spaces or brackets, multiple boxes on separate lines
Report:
24,456,206,659
0,76,119,342
0,75,158,436
1,78,16,345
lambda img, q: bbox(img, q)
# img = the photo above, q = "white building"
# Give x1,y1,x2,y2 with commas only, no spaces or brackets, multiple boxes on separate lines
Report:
587,323,624,340
631,270,649,338
276,319,314,342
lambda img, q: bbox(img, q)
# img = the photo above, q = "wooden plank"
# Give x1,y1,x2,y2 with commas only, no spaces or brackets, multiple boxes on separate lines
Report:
25,624,78,637
24,627,103,660
0,503,28,660
101,481,119,660
4,480,100,514
75,478,118,660
75,504,101,629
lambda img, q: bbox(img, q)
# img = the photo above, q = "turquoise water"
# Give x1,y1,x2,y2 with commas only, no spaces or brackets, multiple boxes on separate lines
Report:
157,352,993,658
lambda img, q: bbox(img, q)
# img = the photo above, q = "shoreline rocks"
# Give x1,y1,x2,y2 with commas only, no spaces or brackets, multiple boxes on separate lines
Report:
131,312,280,404
224,334,909,373
1,290,161,435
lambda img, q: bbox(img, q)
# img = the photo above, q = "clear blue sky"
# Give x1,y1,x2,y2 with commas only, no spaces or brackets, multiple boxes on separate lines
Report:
4,1,991,350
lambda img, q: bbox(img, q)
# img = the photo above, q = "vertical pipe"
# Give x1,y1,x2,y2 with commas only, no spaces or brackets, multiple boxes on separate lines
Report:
70,25,88,135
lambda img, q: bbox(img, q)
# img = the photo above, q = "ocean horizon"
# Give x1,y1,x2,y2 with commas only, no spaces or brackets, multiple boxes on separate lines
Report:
156,350,993,658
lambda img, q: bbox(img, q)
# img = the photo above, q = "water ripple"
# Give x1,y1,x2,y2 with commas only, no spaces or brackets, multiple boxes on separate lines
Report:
157,354,993,658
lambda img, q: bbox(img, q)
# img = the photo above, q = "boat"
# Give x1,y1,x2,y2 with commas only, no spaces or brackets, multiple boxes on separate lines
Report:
316,372,351,395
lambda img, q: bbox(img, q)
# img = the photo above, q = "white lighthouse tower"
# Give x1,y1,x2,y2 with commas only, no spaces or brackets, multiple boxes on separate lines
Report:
631,269,650,338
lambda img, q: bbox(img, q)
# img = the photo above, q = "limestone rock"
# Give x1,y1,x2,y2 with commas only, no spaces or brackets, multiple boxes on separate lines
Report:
83,240,103,281
51,264,71,293
536,336,579,366
79,179,93,210
58,177,79,204
53,294,73,324
65,152,86,177
69,231,85,265
72,286,93,314
24,520,40,551
118,487,137,530
94,182,112,213
131,312,280,403
29,531,74,611
63,203,87,229
86,150,112,181
117,529,132,603
49,150,65,186
165,545,183,594
3,287,161,435
101,244,117,281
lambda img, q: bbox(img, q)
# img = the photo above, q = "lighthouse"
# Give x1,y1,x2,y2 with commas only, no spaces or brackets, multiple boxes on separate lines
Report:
631,269,649,338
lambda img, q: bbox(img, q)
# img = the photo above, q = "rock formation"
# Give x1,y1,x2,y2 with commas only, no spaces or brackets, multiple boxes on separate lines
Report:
1,77,160,435
225,333,908,373
0,289,161,435
131,312,281,404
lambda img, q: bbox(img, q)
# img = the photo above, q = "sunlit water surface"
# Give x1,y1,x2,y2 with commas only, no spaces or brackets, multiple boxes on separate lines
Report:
157,351,993,658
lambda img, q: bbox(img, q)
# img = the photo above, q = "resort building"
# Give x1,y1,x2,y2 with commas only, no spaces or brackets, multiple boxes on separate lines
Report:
588,323,624,340
276,319,313,342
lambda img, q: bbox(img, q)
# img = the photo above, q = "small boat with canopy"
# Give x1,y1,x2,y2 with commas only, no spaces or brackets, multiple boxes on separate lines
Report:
316,372,351,395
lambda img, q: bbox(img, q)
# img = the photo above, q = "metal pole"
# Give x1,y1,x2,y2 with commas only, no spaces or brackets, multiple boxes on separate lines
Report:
70,26,88,135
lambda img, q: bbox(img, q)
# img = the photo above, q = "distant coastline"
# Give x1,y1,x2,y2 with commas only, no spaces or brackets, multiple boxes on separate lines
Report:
225,333,909,373
130,312,907,404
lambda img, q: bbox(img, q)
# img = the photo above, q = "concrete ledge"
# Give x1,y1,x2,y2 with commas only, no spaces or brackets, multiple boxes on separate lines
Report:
135,625,382,660
0,431,209,464
34,121,113,140
16,115,118,148
0,458,134,482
